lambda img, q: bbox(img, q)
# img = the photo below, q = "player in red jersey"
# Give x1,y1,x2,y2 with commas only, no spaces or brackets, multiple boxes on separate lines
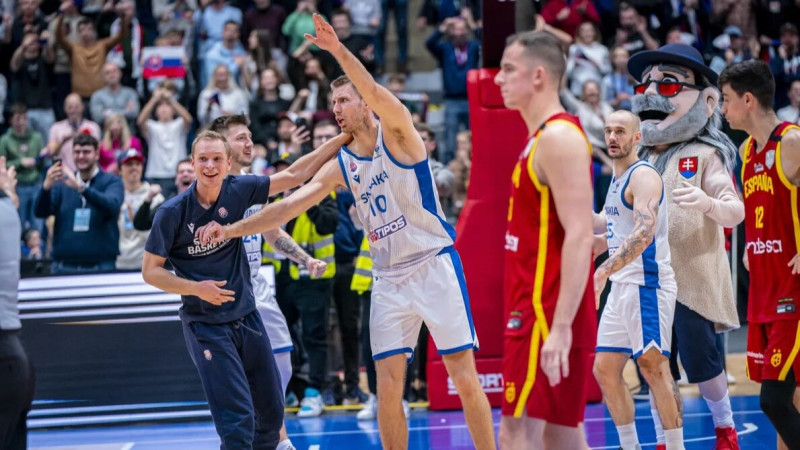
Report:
719,60,800,448
495,31,597,449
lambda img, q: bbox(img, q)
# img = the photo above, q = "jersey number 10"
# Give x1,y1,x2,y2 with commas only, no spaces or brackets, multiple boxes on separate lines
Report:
369,194,388,217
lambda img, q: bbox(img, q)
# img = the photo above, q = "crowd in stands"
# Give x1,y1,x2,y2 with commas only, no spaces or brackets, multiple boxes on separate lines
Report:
3,0,796,413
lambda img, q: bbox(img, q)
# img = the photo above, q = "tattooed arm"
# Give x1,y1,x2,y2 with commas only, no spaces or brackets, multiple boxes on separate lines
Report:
263,228,328,278
593,166,663,299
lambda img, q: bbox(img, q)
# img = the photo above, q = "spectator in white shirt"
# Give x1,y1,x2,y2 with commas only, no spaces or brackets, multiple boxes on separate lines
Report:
196,64,249,126
777,79,800,124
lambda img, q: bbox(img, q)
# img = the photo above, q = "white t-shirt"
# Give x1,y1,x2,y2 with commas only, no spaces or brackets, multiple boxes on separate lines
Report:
144,118,188,179
117,182,165,270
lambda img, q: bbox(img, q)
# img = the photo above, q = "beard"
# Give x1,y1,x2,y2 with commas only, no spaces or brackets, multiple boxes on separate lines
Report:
634,94,708,147
609,142,634,159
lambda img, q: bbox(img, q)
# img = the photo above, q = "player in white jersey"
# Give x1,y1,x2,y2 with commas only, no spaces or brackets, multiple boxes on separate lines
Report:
196,14,495,450
591,111,684,450
208,115,328,450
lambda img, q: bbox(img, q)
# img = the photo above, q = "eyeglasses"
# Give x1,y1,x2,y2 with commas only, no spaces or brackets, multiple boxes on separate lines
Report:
634,79,704,97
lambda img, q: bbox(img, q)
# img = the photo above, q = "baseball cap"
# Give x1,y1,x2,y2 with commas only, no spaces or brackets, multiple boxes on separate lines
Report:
724,26,743,37
117,148,145,166
273,152,299,168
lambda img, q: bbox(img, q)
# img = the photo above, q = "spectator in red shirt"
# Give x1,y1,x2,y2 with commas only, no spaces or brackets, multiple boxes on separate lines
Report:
541,0,600,39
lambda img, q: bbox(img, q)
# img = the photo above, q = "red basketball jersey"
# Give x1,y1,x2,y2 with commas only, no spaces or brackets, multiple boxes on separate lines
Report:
742,121,800,323
503,112,597,349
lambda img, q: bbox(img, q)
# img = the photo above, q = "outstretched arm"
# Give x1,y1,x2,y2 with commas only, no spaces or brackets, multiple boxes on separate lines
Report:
268,133,351,196
197,159,345,244
263,228,328,278
593,167,663,296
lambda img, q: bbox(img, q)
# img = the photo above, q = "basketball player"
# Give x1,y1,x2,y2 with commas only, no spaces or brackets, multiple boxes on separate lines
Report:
592,110,683,450
142,130,349,448
208,114,328,450
718,60,800,449
195,13,496,450
494,31,597,449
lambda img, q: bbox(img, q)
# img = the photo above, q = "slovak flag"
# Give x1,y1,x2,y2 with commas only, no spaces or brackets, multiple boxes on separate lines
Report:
678,157,698,179
141,46,186,80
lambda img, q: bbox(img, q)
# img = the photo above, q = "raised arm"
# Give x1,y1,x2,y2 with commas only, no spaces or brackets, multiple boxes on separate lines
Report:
593,167,662,293
198,159,346,244
268,133,351,196
55,13,73,55
535,124,594,387
305,14,414,134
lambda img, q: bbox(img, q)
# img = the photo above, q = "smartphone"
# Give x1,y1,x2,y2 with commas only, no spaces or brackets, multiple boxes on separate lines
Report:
294,117,308,129
53,157,62,165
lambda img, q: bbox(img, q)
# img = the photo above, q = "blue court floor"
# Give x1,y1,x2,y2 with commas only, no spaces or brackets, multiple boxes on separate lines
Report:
29,395,776,449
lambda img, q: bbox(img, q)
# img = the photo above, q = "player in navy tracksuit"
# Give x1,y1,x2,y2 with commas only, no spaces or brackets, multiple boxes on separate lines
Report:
142,129,349,448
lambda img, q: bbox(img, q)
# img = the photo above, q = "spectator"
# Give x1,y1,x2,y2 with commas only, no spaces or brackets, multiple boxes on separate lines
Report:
711,0,756,42
146,30,194,100
47,93,102,172
613,2,659,56
10,31,56,139
138,88,192,196
415,123,455,201
386,73,428,123
540,0,600,38
754,0,799,49
202,21,248,90
250,67,293,147
117,149,164,271
566,21,611,97
55,1,129,100
601,45,636,111
242,0,287,52
447,130,471,218
197,65,250,126
35,133,124,275
425,16,479,163
777,79,800,124
0,104,45,233
194,0,243,65
282,0,322,54
155,0,197,39
770,23,800,109
7,0,47,50
21,228,45,260
89,63,141,130
98,114,143,174
242,29,289,96
709,26,756,75
662,0,710,51
320,9,375,78
105,0,143,88
268,113,311,163
47,0,85,119
416,0,479,30
343,0,380,41
133,158,195,231
294,57,331,116
375,0,408,74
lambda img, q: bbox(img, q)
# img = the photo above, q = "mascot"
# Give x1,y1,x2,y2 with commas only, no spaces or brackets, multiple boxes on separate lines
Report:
628,43,745,450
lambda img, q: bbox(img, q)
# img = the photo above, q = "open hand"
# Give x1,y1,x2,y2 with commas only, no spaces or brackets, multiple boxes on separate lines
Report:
304,13,341,53
540,323,572,387
194,279,235,305
195,220,228,245
672,180,711,212
789,253,800,275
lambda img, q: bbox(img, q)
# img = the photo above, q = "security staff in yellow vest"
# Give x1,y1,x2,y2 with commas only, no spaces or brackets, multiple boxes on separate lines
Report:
262,158,339,418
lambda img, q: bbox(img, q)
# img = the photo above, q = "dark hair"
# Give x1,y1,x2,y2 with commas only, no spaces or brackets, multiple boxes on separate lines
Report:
718,60,775,110
331,8,351,23
506,31,566,83
77,18,94,30
224,20,240,30
414,122,435,140
330,75,361,97
207,114,250,134
250,29,274,75
386,73,406,85
73,133,99,149
313,119,339,131
10,103,27,116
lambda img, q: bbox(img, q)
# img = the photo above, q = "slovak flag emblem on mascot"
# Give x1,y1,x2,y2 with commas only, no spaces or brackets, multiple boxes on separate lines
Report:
679,157,698,179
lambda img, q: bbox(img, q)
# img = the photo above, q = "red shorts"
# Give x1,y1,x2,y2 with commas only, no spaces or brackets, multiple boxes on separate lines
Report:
501,319,589,427
746,320,800,385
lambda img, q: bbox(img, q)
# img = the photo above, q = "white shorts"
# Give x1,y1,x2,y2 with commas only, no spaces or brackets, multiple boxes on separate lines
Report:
596,281,676,359
370,247,478,362
253,273,293,353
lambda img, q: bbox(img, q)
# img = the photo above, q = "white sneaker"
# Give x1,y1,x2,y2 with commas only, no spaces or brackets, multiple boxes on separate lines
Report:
727,372,736,384
403,400,410,418
297,388,324,418
357,394,377,420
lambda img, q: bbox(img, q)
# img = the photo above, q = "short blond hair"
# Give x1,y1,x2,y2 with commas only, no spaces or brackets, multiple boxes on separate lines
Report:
191,130,231,157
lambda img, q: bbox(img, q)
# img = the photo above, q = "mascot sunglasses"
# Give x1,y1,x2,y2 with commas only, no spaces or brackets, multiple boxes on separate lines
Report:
633,79,704,97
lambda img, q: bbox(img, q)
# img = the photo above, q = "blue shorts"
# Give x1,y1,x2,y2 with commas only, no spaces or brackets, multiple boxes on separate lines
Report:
669,302,724,383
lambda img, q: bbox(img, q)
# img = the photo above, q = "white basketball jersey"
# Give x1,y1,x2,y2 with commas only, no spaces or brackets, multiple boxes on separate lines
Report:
604,161,674,287
337,123,455,276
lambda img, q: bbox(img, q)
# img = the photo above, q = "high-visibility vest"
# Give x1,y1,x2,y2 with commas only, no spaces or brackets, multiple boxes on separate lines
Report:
261,195,336,280
350,235,373,294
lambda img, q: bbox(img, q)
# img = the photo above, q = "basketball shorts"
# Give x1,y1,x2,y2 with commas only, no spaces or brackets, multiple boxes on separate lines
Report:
596,282,676,359
502,318,590,427
253,273,293,354
746,320,800,385
370,246,478,362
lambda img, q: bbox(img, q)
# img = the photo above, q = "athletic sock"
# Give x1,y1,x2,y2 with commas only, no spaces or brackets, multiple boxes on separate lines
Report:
616,422,639,450
277,439,295,450
664,427,684,450
649,390,665,444
704,391,734,428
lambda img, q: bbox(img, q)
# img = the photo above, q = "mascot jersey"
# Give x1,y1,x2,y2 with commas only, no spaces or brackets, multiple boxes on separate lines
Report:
742,122,800,323
503,112,596,349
